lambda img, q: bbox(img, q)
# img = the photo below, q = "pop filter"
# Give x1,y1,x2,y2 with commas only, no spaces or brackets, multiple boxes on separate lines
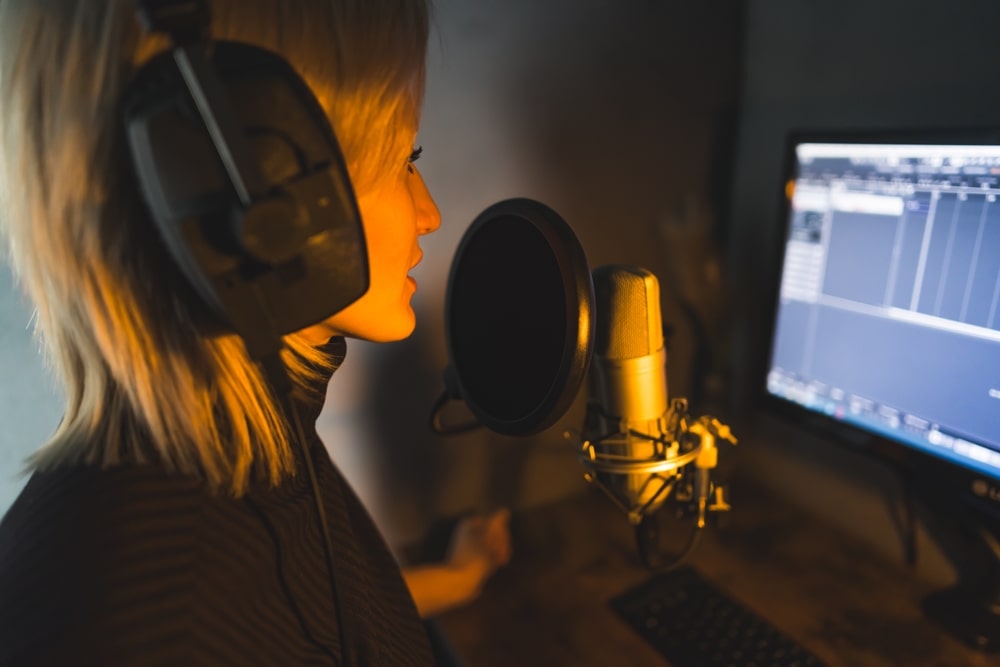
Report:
438,198,595,436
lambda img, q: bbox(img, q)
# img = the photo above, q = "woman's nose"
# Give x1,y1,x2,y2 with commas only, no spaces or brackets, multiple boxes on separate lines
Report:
411,167,442,235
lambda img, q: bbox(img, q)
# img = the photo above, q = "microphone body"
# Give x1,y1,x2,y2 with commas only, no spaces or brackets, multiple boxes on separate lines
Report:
589,265,676,523
579,264,736,534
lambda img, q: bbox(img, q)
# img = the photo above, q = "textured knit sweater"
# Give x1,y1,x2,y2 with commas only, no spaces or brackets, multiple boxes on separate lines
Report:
0,339,434,666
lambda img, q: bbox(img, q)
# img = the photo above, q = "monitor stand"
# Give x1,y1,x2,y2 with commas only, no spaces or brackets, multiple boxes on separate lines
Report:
919,489,1000,652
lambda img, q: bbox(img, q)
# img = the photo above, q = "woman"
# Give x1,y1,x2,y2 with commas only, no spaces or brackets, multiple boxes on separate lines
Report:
0,0,508,664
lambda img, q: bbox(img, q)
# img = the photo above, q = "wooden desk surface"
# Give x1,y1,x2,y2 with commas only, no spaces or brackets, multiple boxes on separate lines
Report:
433,479,995,667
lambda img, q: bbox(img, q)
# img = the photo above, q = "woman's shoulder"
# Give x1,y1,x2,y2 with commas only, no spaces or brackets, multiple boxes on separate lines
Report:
0,463,209,665
0,462,212,583
0,463,221,604
1,462,204,542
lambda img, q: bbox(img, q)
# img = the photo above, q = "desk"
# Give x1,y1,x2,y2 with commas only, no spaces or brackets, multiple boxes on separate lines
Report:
433,478,994,667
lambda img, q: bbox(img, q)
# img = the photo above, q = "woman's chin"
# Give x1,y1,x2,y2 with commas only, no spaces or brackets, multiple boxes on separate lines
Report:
344,313,417,343
366,319,417,343
298,299,417,344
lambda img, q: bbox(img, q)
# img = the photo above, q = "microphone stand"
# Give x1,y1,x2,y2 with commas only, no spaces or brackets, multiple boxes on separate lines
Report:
635,511,703,572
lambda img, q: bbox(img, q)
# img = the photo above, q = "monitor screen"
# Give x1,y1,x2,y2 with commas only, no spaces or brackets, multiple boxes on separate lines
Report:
765,135,1000,482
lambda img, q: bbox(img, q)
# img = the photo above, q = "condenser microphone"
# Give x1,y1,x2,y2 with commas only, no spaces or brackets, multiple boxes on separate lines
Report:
586,265,686,524
582,264,737,569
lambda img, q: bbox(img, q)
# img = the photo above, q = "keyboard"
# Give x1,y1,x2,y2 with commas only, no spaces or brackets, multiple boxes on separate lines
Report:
610,566,828,667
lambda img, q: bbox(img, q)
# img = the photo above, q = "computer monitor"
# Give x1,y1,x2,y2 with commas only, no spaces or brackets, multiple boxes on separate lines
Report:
762,130,1000,650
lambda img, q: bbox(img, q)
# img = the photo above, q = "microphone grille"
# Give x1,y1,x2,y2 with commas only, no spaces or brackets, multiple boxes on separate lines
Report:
592,265,664,360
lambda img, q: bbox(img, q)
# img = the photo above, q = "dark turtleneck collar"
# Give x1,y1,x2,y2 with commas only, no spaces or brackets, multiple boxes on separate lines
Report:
290,336,347,432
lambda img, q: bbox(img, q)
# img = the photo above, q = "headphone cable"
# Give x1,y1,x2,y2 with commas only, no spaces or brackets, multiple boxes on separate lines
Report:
264,352,354,667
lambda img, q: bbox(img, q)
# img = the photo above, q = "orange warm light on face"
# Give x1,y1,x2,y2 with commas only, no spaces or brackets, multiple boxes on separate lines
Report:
299,136,442,345
785,179,795,200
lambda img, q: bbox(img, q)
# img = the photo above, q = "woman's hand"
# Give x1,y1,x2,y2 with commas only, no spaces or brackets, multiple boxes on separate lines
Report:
446,508,512,589
402,508,512,618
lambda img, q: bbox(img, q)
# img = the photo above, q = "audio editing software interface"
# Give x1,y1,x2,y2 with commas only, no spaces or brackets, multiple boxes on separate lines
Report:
766,142,1000,480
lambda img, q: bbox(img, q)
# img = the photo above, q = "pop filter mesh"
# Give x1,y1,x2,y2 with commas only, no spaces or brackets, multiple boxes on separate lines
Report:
448,215,566,423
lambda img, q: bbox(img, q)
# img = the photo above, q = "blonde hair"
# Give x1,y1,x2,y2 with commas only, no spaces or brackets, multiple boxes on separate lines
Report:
0,0,430,494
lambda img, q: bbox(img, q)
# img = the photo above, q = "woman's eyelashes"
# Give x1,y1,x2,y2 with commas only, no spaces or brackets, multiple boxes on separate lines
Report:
406,146,423,173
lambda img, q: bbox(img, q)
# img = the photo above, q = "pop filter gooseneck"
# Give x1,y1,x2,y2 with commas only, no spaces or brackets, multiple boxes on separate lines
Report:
432,198,595,436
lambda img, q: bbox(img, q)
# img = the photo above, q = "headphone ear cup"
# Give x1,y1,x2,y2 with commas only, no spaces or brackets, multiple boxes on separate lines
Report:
124,41,369,340
234,195,311,265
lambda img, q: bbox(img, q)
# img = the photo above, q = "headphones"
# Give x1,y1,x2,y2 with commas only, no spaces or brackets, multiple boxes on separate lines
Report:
124,0,368,361
124,2,360,663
